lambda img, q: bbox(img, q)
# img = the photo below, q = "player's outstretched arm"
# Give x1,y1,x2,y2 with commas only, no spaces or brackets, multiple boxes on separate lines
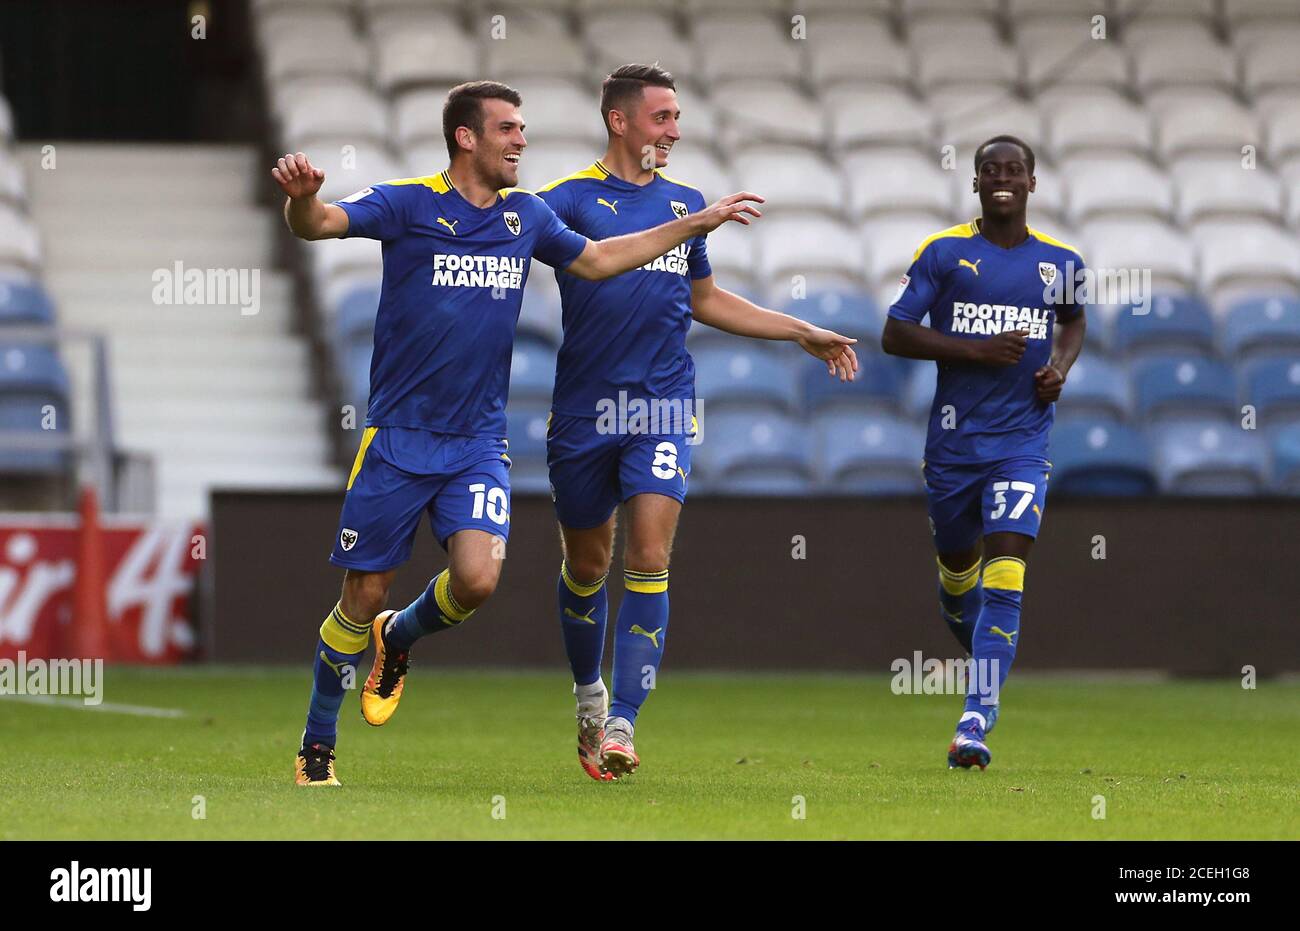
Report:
272,152,350,241
564,192,764,281
690,276,858,382
881,317,1028,367
1034,311,1086,403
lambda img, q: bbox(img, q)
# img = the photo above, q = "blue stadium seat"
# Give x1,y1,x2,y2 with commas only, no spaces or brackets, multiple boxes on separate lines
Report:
0,280,54,326
1049,420,1156,496
902,361,937,418
814,412,924,495
342,341,371,411
509,339,556,405
1132,356,1237,423
692,346,799,414
0,344,71,474
685,287,768,353
1152,422,1269,495
1053,355,1130,423
1112,294,1216,359
692,411,812,495
800,352,902,415
334,283,379,348
1271,424,1300,494
781,290,880,343
1221,296,1300,361
504,402,550,494
1243,358,1300,428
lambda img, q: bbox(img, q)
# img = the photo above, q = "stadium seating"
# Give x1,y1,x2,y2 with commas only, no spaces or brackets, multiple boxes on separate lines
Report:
240,0,1300,501
0,343,70,474
692,411,813,495
814,411,926,495
1271,423,1300,493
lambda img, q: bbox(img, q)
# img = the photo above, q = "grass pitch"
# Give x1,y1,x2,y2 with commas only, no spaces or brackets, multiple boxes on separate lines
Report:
1,667,1296,840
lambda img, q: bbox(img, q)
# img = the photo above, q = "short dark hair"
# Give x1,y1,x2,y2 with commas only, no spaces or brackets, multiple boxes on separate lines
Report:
443,81,523,158
600,63,677,134
974,135,1036,176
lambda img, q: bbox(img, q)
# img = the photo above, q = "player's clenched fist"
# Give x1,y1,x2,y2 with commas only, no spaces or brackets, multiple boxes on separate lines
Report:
272,152,325,199
1034,363,1066,403
692,191,765,232
975,329,1029,366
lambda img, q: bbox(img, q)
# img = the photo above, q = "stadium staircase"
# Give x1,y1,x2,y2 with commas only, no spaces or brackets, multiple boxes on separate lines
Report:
19,143,340,519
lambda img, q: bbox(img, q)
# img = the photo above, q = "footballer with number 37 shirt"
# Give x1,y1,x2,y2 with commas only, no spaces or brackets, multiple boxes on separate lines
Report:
882,135,1087,771
272,80,765,787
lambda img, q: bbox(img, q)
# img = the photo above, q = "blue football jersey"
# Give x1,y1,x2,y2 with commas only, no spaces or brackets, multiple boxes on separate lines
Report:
888,220,1086,464
536,162,711,418
336,171,587,437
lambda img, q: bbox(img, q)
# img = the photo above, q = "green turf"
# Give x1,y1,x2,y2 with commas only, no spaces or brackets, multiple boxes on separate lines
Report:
1,667,1297,840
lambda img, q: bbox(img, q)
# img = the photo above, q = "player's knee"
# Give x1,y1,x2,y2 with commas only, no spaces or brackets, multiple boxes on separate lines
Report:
341,573,390,621
624,543,670,575
452,565,499,609
565,551,612,585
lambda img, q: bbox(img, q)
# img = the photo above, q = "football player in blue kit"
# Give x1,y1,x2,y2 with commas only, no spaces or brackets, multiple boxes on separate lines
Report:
537,65,860,780
882,136,1087,770
274,80,765,786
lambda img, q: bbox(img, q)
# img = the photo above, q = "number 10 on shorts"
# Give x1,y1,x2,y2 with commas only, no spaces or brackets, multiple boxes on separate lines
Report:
990,481,1035,520
469,483,509,525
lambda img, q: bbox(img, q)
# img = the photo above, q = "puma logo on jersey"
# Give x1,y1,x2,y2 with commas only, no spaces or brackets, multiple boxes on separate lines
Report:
564,606,598,625
596,198,619,214
437,217,459,235
959,258,981,276
989,626,1017,645
629,624,662,648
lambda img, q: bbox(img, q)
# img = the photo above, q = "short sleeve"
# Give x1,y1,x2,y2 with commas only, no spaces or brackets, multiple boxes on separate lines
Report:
688,234,712,280
335,183,412,241
888,240,944,324
1054,252,1087,322
529,195,588,270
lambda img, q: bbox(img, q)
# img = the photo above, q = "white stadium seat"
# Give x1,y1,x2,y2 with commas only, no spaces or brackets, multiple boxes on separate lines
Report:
754,215,870,295
483,11,589,82
1153,92,1259,161
1268,101,1300,165
508,79,605,147
391,88,450,150
806,14,913,89
1007,0,1110,16
692,14,804,83
513,141,604,193
824,83,933,152
935,93,1046,159
1061,154,1174,225
714,81,826,151
1081,218,1198,290
275,78,389,149
254,7,352,55
910,20,1019,92
657,149,732,203
1016,17,1131,93
840,148,952,221
262,23,369,82
700,221,759,292
309,236,383,290
305,140,406,205
0,205,41,272
582,12,692,87
860,212,956,289
1041,88,1154,159
1222,0,1300,25
0,153,27,207
1193,221,1300,297
1171,156,1285,226
732,147,845,218
1239,33,1300,97
370,13,479,91
1115,0,1217,24
1129,27,1238,96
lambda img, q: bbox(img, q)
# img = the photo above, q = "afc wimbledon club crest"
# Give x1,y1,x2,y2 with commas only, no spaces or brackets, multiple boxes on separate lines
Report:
339,528,358,551
503,211,521,236
1038,262,1057,287
670,200,689,219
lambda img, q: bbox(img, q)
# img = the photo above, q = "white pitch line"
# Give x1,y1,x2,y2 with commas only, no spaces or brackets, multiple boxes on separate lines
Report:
0,694,186,718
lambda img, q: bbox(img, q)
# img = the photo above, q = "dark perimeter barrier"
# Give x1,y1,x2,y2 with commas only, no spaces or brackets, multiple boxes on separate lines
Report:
209,492,1299,676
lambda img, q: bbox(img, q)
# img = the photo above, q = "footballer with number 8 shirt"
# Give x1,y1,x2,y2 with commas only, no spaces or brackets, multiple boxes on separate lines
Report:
881,135,1087,771
273,80,765,786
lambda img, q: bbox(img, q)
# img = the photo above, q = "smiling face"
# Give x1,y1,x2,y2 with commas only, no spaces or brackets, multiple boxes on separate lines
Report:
973,140,1036,220
610,85,681,169
460,97,527,190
